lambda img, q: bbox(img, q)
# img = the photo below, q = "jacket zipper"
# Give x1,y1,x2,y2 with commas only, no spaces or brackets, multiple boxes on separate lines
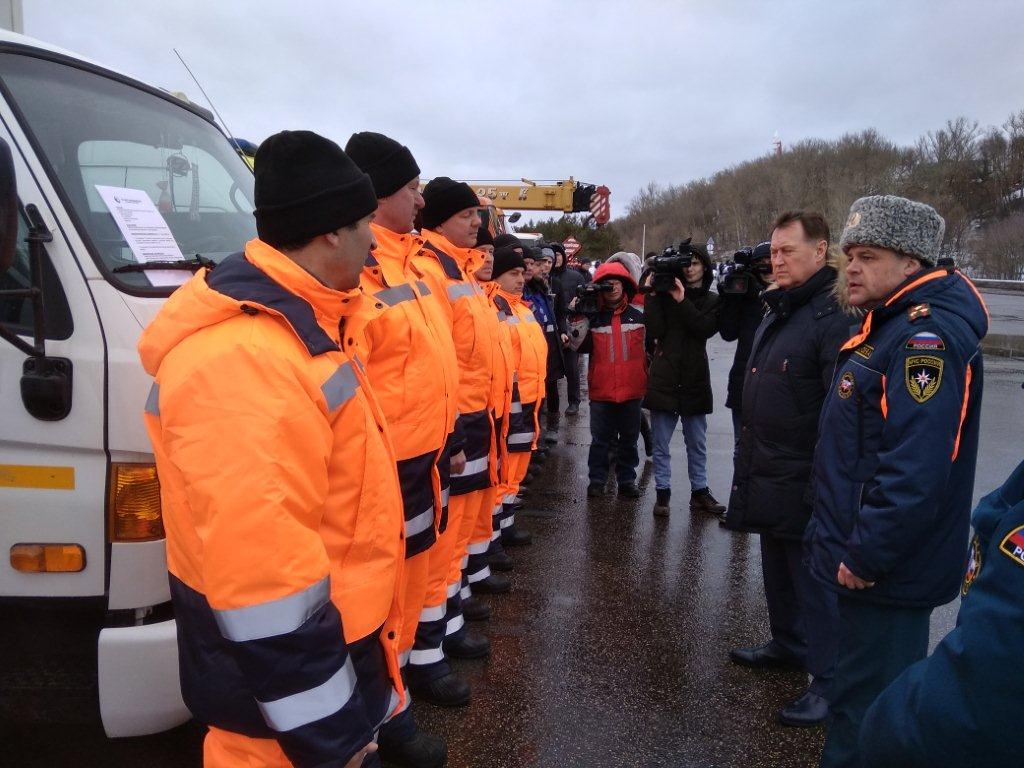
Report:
855,392,864,458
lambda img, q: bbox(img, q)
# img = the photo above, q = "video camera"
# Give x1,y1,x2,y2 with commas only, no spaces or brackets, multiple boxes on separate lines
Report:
644,239,694,294
575,281,616,314
719,241,771,295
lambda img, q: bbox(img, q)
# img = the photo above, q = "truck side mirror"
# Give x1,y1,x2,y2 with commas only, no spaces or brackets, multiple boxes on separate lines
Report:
0,139,73,420
0,138,17,274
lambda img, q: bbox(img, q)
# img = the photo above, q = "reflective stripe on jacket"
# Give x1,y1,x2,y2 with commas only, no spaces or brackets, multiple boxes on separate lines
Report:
139,240,405,766
355,224,459,555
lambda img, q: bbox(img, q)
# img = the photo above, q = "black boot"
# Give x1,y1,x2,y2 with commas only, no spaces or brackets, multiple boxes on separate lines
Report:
377,723,447,768
487,549,513,572
443,630,490,659
472,573,511,594
653,488,670,516
408,671,470,707
462,596,492,621
618,482,640,498
690,488,726,517
502,526,532,547
587,481,605,498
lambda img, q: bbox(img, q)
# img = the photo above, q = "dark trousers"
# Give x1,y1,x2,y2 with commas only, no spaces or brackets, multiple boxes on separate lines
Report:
563,348,581,405
819,596,931,768
588,398,642,485
761,535,838,698
545,379,560,428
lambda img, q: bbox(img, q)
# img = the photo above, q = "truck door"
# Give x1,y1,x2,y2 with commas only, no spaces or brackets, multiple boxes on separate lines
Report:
0,117,108,599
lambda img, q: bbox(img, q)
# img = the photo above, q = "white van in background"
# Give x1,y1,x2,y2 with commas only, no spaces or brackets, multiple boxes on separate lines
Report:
0,30,257,736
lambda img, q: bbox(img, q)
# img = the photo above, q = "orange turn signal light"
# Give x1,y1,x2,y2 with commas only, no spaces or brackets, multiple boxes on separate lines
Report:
10,543,86,573
108,463,164,542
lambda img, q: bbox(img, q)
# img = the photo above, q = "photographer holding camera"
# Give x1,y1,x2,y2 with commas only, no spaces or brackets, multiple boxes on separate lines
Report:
642,240,725,518
569,262,648,498
718,241,772,451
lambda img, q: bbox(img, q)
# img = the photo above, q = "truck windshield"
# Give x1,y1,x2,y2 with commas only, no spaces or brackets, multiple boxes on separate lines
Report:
0,51,257,293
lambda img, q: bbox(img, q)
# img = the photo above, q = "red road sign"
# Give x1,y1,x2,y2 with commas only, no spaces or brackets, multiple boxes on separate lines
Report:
563,237,582,257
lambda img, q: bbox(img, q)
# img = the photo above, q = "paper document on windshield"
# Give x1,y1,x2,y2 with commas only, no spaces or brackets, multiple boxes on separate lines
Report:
95,185,189,287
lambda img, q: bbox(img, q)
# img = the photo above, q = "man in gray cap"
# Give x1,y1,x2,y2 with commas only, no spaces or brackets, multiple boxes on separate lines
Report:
805,195,989,768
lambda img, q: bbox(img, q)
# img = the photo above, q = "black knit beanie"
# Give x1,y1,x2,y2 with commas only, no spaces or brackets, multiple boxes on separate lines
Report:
493,233,523,251
344,131,420,199
254,130,377,247
491,246,526,280
421,177,480,230
476,225,495,249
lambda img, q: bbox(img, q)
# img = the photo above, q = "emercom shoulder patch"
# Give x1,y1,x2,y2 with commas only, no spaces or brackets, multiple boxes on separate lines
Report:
999,525,1024,569
962,535,982,596
854,344,874,359
908,303,931,322
905,355,943,403
906,332,945,351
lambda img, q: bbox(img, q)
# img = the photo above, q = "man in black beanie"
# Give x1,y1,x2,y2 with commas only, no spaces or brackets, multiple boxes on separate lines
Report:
344,132,459,767
140,129,402,768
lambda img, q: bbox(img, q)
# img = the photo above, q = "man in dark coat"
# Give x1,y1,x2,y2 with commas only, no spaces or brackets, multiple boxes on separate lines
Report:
523,246,566,442
643,242,724,517
724,211,853,728
550,242,586,414
717,241,771,452
808,196,987,768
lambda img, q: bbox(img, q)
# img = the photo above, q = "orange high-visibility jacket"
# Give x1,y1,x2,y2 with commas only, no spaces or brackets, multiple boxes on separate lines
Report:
489,286,548,404
414,230,500,492
414,230,495,415
139,240,404,767
354,224,460,555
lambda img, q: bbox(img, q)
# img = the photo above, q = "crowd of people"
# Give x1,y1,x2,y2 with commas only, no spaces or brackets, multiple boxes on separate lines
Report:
138,127,1019,768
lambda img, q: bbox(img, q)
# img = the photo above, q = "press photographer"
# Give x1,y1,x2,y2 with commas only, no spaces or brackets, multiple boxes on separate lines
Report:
641,240,724,518
717,241,772,449
568,261,648,499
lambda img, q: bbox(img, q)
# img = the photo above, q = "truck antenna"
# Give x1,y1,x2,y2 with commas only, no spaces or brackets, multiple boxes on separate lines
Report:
173,48,243,154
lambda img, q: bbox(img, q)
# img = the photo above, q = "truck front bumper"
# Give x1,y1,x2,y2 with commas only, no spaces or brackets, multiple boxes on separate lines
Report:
98,617,190,737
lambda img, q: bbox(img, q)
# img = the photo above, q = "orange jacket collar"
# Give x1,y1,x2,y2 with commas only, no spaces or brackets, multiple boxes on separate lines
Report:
421,228,487,275
245,238,365,328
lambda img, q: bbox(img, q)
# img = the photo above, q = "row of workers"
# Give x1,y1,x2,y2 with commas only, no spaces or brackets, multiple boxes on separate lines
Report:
139,129,552,768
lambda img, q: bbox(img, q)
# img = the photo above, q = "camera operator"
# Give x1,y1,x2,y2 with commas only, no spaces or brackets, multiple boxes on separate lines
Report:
723,211,854,729
718,241,772,452
642,241,725,518
569,263,647,498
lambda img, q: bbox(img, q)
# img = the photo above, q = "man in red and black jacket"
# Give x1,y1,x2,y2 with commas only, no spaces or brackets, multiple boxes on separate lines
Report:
574,261,648,498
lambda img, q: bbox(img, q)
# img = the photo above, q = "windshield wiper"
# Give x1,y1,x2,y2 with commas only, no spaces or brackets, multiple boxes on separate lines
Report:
112,254,216,273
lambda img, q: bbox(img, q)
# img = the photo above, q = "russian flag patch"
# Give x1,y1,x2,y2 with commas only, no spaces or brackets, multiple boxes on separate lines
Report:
999,525,1024,569
905,332,945,351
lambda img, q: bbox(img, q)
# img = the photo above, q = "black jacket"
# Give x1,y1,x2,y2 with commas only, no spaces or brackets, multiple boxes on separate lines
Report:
551,265,587,322
642,272,720,417
724,266,854,539
717,277,768,410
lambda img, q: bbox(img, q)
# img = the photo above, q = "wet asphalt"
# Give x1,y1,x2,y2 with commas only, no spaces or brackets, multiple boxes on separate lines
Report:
5,335,1024,768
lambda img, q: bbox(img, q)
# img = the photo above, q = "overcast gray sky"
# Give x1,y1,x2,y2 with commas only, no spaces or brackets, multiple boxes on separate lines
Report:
24,0,1024,218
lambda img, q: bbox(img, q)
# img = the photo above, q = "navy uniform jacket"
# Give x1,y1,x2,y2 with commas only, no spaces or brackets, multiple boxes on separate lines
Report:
805,268,988,607
859,460,1024,766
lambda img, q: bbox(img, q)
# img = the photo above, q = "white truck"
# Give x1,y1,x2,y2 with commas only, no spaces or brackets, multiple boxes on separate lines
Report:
0,30,258,736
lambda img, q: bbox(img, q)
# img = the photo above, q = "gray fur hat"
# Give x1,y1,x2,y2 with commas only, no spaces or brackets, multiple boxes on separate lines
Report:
839,195,945,266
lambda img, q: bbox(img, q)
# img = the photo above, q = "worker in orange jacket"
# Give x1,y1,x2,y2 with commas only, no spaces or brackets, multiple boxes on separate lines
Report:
413,179,510,675
484,247,548,572
139,131,402,768
457,244,515,620
344,132,459,768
